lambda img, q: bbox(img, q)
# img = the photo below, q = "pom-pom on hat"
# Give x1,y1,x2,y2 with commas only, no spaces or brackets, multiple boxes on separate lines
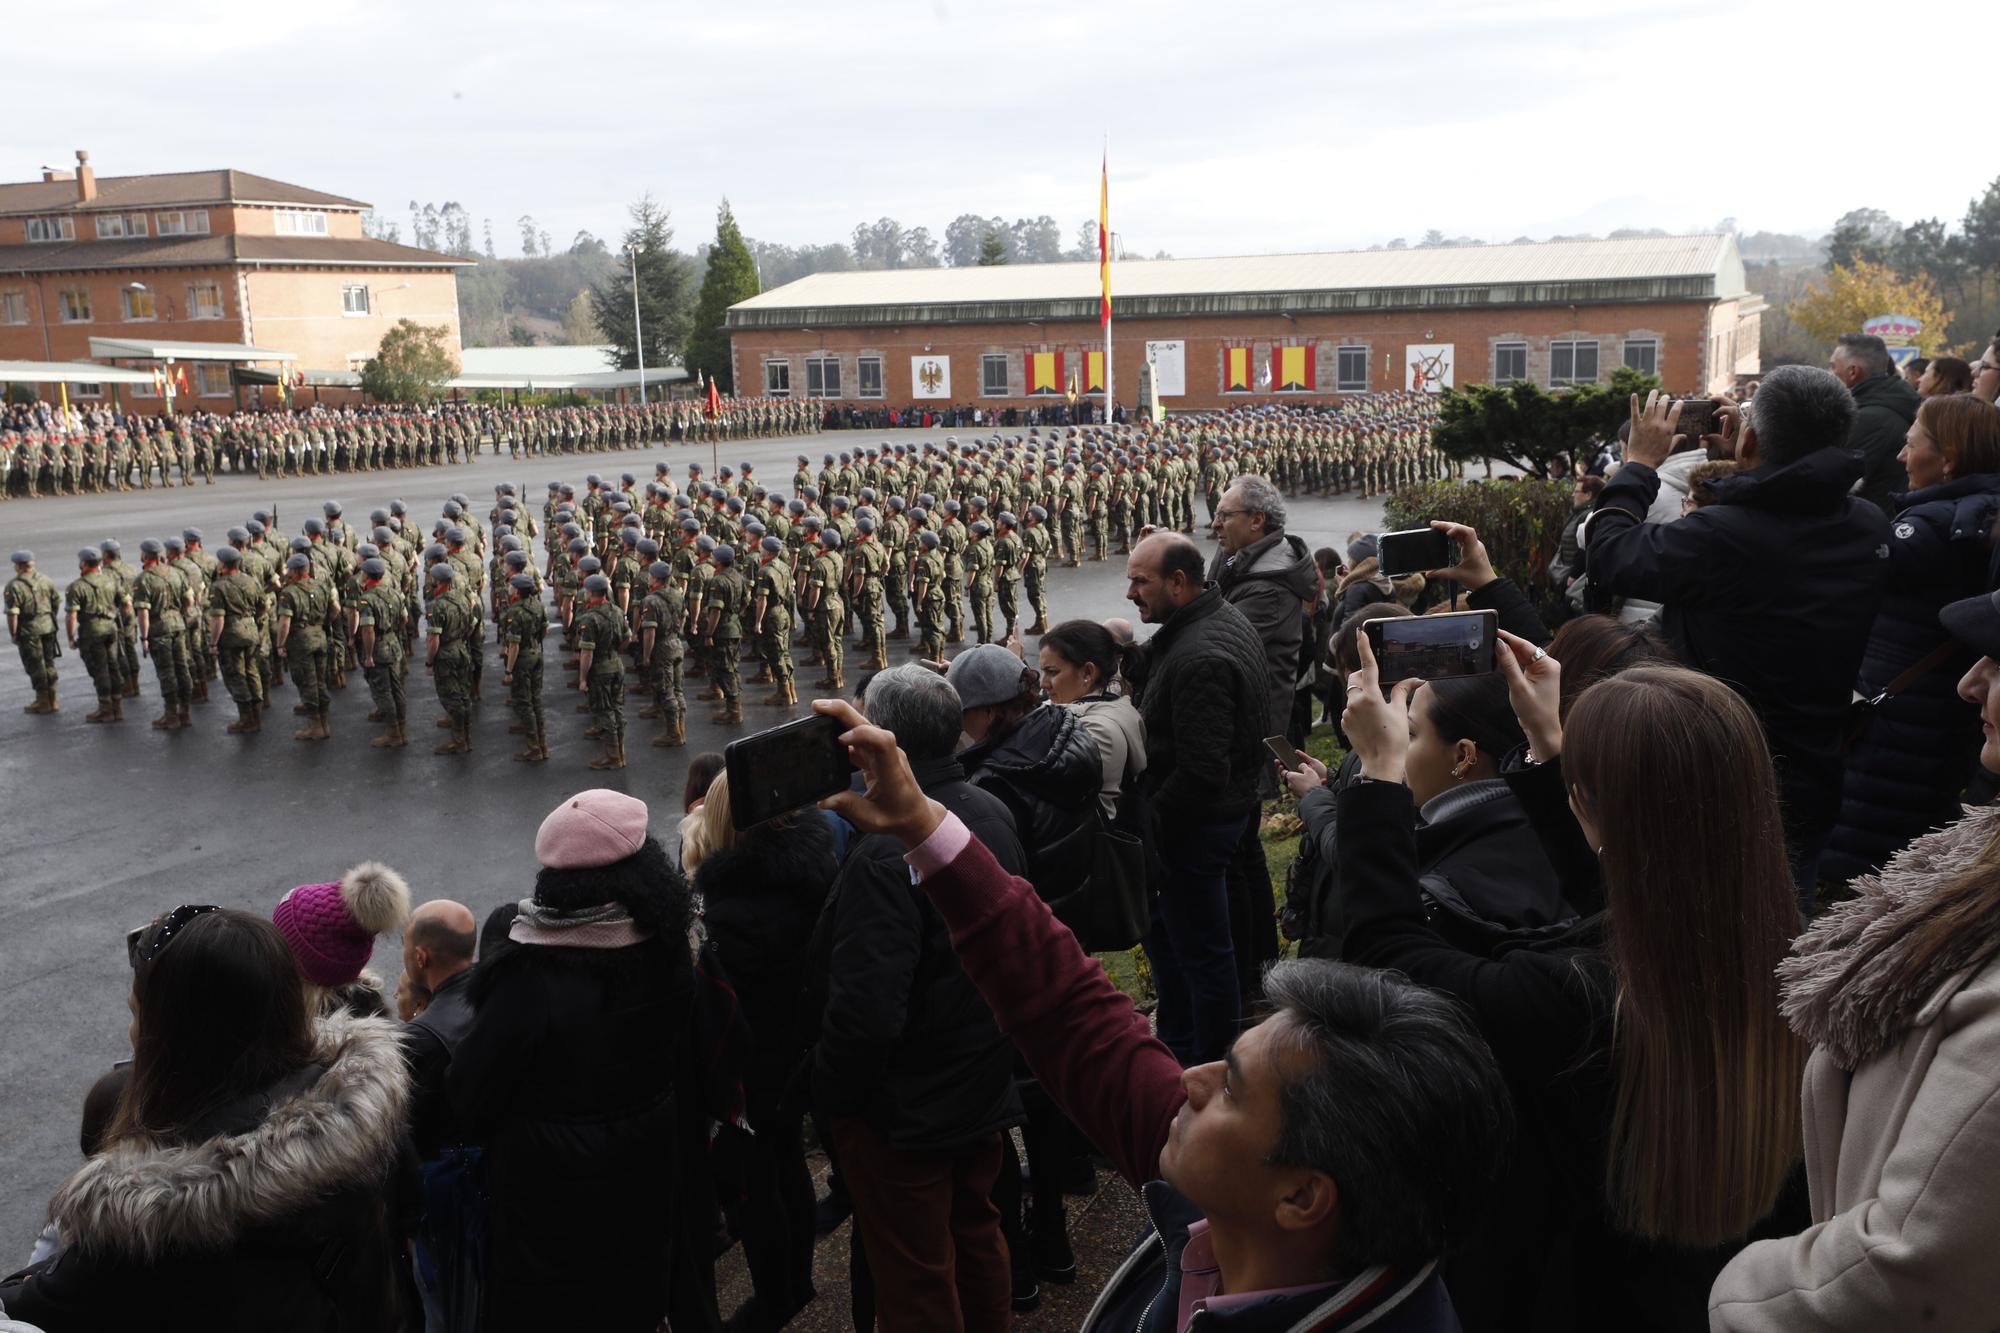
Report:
273,862,412,986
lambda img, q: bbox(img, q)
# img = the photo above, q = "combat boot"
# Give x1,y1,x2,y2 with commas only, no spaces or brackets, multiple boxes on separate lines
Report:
122,677,140,698
438,715,456,728
388,719,408,748
652,716,686,747
241,702,263,733
228,702,258,734
763,681,796,708
696,682,723,702
23,688,46,714
948,627,965,644
310,711,329,740
370,719,399,748
296,700,313,715
589,739,625,770
86,697,113,723
507,719,530,734
891,620,909,640
178,704,194,730
44,686,58,713
869,648,888,670
711,698,743,726
292,712,318,740
154,706,180,730
828,667,844,693
191,678,208,703
749,664,773,686
433,720,468,754
109,695,125,721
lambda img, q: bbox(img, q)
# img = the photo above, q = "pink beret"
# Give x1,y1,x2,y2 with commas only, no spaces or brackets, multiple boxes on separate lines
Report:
536,788,650,869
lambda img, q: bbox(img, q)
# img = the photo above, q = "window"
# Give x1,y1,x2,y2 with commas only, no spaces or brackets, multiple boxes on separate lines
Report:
154,210,210,236
1335,345,1369,392
857,356,884,399
804,356,842,399
0,291,26,325
187,282,223,320
1494,342,1527,383
58,288,91,322
981,353,1010,396
341,283,371,316
196,363,231,397
1622,340,1658,376
1549,339,1599,385
94,213,146,239
133,361,161,398
72,382,102,399
274,209,329,236
347,354,372,375
764,360,790,396
121,286,158,321
25,215,74,243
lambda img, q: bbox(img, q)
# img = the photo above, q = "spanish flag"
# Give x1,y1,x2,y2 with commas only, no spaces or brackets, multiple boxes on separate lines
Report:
706,375,722,418
1026,350,1065,396
1085,350,1106,394
1224,347,1251,393
1274,345,1315,392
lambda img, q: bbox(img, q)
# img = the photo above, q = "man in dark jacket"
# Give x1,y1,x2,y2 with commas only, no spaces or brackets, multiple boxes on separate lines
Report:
1126,532,1271,1064
1833,332,1921,517
810,663,1026,1333
401,898,478,1160
1586,368,1889,895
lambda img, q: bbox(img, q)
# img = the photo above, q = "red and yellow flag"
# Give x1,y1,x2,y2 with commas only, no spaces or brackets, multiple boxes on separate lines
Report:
1224,347,1251,393
1098,155,1110,330
706,375,723,417
1026,350,1065,395
1085,350,1106,394
1274,345,1315,392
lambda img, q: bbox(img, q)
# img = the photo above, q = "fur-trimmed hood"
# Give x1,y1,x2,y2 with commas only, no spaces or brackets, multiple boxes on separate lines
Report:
48,1010,409,1262
1781,804,2000,1069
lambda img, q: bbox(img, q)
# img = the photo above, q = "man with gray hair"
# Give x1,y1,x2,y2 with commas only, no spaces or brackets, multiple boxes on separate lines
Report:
808,662,1028,1331
1587,370,1889,899
1830,331,1920,516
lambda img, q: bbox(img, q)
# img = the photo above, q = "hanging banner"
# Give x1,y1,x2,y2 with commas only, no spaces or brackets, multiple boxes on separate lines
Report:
1273,345,1316,392
910,354,951,400
1404,344,1455,393
1084,350,1106,394
1026,350,1065,396
1223,346,1252,393
1145,340,1185,396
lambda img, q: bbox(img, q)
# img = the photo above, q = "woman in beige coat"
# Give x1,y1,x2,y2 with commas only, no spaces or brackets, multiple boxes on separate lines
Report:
1710,587,2000,1332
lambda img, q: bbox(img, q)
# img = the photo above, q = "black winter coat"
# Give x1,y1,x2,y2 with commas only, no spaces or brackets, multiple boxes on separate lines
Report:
1848,371,1921,517
809,754,1025,1151
1211,530,1320,739
0,1014,409,1333
1587,448,1888,872
1135,587,1271,823
449,934,695,1333
1823,473,2000,883
958,703,1103,901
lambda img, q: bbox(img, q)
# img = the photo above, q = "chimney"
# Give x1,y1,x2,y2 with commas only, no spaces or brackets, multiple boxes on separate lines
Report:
75,149,95,203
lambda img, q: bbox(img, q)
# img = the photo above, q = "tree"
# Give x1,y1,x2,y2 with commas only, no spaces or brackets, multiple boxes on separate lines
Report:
482,218,497,260
1069,219,1099,261
361,209,401,244
945,214,992,267
977,228,1008,266
570,230,609,259
1788,260,1951,356
904,225,939,269
1417,229,1448,248
1010,215,1063,263
1431,365,1660,477
561,289,603,344
686,200,761,392
589,193,696,372
1825,208,1901,271
360,319,459,403
519,216,541,257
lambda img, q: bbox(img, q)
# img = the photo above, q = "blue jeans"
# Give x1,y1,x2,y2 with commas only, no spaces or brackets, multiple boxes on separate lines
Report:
1145,812,1249,1065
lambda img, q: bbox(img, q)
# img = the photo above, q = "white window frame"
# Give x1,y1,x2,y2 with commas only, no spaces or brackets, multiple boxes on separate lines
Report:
94,213,146,240
195,363,231,397
347,354,372,374
341,283,371,316
1494,342,1527,384
857,355,885,399
132,360,161,398
1622,339,1658,376
0,291,27,325
25,215,75,243
1334,345,1369,392
764,360,790,397
72,381,102,399
1549,339,1599,386
804,355,842,400
274,209,330,237
58,288,91,323
187,282,224,320
121,286,158,322
981,353,1010,397
154,210,210,236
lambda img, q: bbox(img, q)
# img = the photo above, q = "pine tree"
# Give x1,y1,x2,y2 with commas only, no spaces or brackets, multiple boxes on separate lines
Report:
590,193,696,373
686,200,761,393
977,228,1008,266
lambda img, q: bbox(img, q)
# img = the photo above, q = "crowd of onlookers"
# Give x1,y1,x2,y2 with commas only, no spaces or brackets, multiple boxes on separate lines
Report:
819,401,1126,431
6,331,2000,1333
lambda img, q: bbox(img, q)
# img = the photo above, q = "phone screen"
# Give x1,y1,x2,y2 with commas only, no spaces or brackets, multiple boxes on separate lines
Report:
725,714,856,830
1377,527,1452,578
1366,609,1498,685
1676,398,1718,441
1264,735,1306,772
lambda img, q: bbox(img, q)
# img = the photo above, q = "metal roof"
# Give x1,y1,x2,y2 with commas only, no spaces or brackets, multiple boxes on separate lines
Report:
452,345,688,390
0,169,367,217
0,234,471,273
730,234,1748,328
89,337,296,362
0,359,155,384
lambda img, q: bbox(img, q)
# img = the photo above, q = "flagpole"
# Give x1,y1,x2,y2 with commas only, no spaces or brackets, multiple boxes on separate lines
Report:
1100,137,1113,426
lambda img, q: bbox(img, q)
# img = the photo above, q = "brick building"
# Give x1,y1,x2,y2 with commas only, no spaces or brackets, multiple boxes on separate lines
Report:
0,150,469,410
726,233,1762,413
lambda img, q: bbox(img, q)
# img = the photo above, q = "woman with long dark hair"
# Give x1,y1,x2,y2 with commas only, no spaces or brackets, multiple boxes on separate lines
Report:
1037,618,1145,822
0,909,410,1331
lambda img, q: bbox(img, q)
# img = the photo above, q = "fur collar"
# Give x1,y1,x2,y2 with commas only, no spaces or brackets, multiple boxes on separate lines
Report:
1780,805,2000,1069
49,1010,409,1261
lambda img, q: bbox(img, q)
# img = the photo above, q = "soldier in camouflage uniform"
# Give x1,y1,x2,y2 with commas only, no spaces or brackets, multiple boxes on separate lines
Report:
847,516,889,671
6,551,62,714
206,545,267,735
804,529,846,692
276,552,334,741
425,562,478,756
500,573,549,762
992,513,1022,640
701,544,747,725
164,536,210,705
101,540,143,698
65,546,128,722
1020,506,1053,634
911,529,948,662
573,572,628,769
964,519,996,644
133,540,194,731
751,536,795,708
637,561,687,747
353,557,410,749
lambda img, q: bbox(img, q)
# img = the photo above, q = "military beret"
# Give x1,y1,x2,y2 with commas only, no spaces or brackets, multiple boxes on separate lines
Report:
430,562,457,584
637,538,661,558
356,543,380,560
441,502,462,519
504,550,528,569
887,495,907,511
245,521,265,537
445,527,467,545
499,535,523,553
182,528,203,544
11,549,33,565
288,536,312,553
450,492,470,507
582,573,610,595
302,518,326,536
919,530,940,548
679,517,701,534
714,545,736,566
943,499,962,514
424,543,448,562
820,530,843,550
390,499,409,515
323,501,342,517
578,555,603,575
695,535,717,553
1029,505,1049,521
647,561,673,582
252,511,271,525
509,574,538,595
215,547,241,567
971,520,990,536
585,473,602,486
856,516,877,535
567,537,589,554
286,553,311,574
360,557,388,579
761,537,783,556
77,547,100,565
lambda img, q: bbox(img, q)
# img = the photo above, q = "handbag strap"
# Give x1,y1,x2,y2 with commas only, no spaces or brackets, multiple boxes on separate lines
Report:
1870,641,1962,704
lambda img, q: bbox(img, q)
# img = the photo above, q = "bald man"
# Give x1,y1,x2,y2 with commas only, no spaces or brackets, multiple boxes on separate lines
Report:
401,899,478,1159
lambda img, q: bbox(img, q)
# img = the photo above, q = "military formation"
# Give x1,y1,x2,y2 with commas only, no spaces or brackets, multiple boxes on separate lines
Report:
0,395,819,498
6,395,1447,762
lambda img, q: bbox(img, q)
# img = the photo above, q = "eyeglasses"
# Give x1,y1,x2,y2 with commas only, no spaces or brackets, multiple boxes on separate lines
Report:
126,904,220,970
1214,508,1249,521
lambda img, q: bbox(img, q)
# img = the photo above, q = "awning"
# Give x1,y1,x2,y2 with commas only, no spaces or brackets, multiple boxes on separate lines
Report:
232,367,282,386
445,365,687,391
89,337,297,363
0,359,156,385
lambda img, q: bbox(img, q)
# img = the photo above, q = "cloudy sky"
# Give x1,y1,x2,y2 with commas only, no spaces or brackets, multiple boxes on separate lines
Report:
8,0,1987,261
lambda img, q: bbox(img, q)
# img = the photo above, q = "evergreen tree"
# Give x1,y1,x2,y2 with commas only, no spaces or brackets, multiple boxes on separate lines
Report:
590,193,696,373
686,200,761,393
977,228,1008,266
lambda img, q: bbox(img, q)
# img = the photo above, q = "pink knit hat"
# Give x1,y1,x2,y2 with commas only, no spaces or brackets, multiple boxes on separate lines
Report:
273,862,412,987
536,789,650,869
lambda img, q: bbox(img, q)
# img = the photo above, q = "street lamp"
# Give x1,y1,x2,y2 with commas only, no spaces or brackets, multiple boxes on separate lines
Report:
627,243,646,406
373,282,411,312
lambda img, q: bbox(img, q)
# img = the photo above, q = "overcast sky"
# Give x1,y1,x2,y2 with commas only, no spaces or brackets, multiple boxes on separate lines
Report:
8,0,1988,262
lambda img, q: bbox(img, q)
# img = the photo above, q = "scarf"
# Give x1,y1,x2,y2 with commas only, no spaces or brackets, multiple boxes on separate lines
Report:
508,898,653,949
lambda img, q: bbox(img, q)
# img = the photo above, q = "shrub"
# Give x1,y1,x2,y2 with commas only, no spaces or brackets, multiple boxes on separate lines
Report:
1383,478,1574,590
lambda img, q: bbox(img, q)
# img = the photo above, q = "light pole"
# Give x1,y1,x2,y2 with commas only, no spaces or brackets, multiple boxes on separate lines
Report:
627,243,647,406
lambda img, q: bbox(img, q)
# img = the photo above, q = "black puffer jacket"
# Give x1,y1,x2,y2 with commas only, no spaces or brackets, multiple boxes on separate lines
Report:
0,1013,409,1333
809,754,1026,1152
958,703,1103,902
1136,587,1271,824
1848,371,1922,517
1824,473,2000,883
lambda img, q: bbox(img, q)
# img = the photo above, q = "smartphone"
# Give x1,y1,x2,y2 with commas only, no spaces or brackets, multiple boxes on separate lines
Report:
1264,735,1307,772
1377,527,1453,578
1364,609,1498,686
1675,398,1718,441
725,713,856,831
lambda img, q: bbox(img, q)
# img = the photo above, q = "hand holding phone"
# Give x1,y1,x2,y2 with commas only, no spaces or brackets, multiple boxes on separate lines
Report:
1264,735,1308,772
1363,609,1499,686
1377,527,1453,579
725,713,857,830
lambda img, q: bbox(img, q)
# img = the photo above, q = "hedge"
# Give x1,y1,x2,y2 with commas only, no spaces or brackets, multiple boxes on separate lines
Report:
1382,478,1574,591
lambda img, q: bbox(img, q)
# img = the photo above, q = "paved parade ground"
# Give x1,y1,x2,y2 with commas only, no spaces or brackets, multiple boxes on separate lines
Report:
0,423,1389,1251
